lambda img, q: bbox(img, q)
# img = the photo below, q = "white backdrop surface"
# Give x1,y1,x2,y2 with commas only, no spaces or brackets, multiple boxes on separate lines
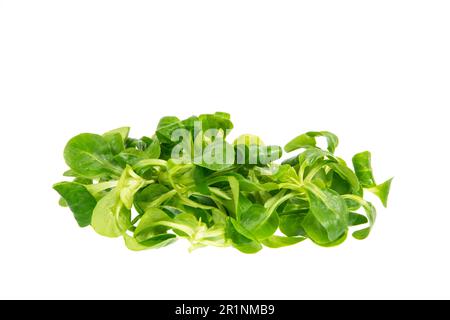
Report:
0,1,449,299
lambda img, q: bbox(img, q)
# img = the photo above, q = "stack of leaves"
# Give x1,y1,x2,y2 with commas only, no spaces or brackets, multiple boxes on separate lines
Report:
54,112,392,253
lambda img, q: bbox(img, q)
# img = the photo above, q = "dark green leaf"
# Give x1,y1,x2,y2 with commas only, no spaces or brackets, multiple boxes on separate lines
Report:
302,183,348,245
156,116,184,144
348,212,368,226
53,182,97,227
327,160,360,193
225,218,262,254
279,212,307,237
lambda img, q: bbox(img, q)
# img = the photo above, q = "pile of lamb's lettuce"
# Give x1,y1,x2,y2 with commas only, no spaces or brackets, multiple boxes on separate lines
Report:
54,112,392,253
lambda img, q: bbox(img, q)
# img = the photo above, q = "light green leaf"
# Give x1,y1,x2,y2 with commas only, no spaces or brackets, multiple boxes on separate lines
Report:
284,133,316,153
104,127,130,141
228,176,240,216
239,204,279,240
262,236,306,248
134,208,174,242
368,178,393,208
91,190,131,238
116,165,146,209
64,133,122,179
134,184,171,214
103,133,125,155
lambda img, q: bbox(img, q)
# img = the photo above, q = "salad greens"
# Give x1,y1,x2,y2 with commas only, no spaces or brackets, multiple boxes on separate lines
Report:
54,112,392,253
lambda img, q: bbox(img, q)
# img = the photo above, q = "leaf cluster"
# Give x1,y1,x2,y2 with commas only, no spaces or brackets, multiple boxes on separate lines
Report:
54,112,392,253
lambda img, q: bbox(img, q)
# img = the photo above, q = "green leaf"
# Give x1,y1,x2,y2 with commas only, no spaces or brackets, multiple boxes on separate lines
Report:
348,212,369,226
84,180,118,199
198,112,234,136
352,152,393,207
225,218,262,254
352,151,377,188
279,212,307,237
228,176,240,216
199,139,236,171
211,208,228,226
103,132,125,155
213,111,231,120
330,172,352,195
134,184,171,214
284,133,316,153
299,148,335,168
53,182,97,227
239,204,278,240
124,234,177,251
262,236,306,248
59,197,68,207
317,231,348,247
302,183,348,245
272,164,300,184
343,195,377,240
352,228,371,240
64,133,122,179
115,146,162,169
91,190,131,238
193,166,211,195
156,116,184,144
285,131,338,153
368,178,393,208
145,139,161,159
104,127,130,141
327,160,361,193
134,208,173,242
307,131,339,153
116,165,146,209
181,116,200,136
139,234,178,249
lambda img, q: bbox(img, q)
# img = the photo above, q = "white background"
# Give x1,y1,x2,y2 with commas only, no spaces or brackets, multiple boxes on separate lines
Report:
1,1,449,300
